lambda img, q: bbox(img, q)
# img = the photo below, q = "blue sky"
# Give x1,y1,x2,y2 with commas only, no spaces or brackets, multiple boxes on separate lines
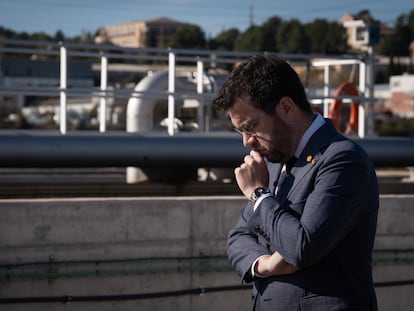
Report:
1,0,413,38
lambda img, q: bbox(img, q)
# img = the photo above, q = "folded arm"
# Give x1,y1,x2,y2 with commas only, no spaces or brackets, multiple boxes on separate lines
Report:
227,201,299,282
254,252,299,277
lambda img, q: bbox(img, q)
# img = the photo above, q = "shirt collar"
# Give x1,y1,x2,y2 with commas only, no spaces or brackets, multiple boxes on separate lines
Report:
293,113,325,158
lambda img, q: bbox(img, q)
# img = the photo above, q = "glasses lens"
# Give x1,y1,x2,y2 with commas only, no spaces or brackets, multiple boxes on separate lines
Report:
234,128,243,135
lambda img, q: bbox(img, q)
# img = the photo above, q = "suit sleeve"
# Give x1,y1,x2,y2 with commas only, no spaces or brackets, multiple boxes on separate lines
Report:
227,201,272,283
246,143,378,268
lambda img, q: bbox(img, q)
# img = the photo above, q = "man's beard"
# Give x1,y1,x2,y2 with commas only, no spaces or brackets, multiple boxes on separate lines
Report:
261,134,291,164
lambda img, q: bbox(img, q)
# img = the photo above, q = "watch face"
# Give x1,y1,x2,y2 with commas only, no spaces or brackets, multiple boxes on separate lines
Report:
250,187,271,204
255,187,268,196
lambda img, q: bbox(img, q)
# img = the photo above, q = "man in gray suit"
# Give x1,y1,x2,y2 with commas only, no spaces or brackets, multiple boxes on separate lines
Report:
213,55,379,310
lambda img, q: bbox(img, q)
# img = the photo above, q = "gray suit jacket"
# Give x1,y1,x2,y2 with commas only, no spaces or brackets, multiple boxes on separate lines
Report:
227,119,378,311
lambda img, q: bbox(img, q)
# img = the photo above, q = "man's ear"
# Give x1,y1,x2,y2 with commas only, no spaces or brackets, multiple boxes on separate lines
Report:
276,97,295,120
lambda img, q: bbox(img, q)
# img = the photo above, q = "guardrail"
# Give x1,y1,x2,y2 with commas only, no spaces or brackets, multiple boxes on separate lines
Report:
1,39,375,137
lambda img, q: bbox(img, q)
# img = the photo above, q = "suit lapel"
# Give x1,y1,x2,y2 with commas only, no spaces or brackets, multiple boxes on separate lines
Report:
281,119,341,200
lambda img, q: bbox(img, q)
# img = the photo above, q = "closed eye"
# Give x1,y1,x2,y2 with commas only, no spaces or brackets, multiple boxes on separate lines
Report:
243,120,258,134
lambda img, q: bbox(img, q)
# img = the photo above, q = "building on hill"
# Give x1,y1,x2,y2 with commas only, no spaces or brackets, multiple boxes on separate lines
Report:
340,13,394,53
95,17,192,48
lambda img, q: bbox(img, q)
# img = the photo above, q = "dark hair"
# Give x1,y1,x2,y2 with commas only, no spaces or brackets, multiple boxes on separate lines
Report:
213,54,312,114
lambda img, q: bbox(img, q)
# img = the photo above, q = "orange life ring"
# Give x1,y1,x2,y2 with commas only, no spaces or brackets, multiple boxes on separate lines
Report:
328,82,359,134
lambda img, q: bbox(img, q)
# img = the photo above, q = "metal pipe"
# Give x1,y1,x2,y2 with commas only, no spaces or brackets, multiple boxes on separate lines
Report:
0,131,244,168
0,131,413,168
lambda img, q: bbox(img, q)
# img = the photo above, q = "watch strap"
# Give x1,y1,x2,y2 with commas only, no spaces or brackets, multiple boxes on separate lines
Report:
249,187,271,205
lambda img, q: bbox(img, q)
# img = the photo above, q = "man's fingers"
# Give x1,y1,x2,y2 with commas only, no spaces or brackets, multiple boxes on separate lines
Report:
244,154,251,164
250,150,263,162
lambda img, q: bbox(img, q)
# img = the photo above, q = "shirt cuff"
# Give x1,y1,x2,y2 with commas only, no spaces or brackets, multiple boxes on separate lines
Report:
253,193,273,211
251,255,269,278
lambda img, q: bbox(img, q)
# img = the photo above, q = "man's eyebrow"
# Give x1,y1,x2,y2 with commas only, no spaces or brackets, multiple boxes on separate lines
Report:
237,119,253,129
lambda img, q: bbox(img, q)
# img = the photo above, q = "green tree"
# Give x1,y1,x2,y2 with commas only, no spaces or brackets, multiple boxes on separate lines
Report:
209,28,240,51
0,26,15,39
261,16,283,51
167,25,206,49
305,19,348,54
54,30,65,42
235,25,265,51
276,19,309,54
233,17,282,52
408,10,414,34
30,32,53,41
381,14,412,57
79,30,95,43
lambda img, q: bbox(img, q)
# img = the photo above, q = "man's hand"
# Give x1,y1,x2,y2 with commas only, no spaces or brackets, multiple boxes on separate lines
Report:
255,252,299,277
234,150,269,198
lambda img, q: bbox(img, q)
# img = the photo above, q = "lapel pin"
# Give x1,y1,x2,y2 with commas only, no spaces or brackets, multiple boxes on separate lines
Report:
306,155,316,164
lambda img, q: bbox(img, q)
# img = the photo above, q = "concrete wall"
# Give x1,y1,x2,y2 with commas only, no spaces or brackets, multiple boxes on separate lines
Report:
0,195,413,310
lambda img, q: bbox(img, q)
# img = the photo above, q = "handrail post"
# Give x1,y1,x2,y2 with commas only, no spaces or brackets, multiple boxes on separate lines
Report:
366,48,375,137
196,58,205,131
168,49,176,136
359,60,367,138
323,64,331,117
99,53,108,132
59,42,67,134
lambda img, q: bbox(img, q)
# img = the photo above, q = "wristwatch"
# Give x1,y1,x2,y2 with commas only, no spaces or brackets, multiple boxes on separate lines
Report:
249,187,271,205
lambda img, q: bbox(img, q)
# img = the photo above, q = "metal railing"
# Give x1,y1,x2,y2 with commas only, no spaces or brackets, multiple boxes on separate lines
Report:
0,39,375,137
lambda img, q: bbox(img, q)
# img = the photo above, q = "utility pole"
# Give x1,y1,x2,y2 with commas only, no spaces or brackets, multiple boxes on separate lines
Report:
249,4,254,27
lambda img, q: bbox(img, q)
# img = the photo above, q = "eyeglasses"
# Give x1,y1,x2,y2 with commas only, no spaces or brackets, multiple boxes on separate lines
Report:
234,103,276,137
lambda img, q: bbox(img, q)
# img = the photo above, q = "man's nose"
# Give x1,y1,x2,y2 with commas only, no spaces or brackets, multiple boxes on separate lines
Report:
242,133,255,147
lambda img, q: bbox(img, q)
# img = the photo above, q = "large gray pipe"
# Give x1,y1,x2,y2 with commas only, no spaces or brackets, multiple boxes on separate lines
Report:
0,131,243,168
0,131,413,168
125,70,214,183
126,70,210,132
